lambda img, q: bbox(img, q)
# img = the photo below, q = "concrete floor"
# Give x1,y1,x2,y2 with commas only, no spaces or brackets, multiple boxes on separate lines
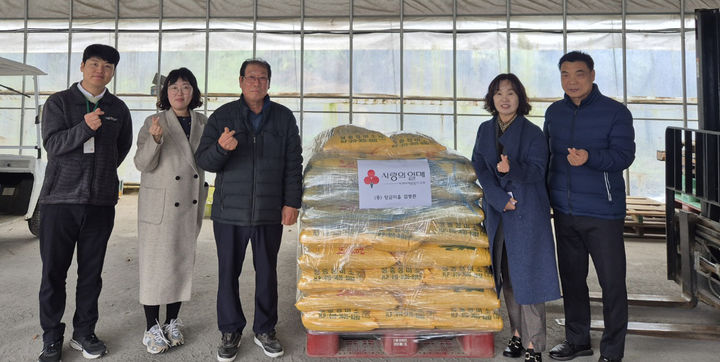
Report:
1,193,719,362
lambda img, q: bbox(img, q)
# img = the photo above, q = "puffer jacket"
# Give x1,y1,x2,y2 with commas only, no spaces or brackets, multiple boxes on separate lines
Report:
543,84,635,219
195,95,303,226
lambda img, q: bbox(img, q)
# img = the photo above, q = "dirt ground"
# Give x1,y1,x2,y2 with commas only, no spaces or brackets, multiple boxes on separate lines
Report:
1,193,719,362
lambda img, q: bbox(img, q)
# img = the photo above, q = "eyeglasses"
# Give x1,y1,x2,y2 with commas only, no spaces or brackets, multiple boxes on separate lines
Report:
168,85,193,94
243,75,269,84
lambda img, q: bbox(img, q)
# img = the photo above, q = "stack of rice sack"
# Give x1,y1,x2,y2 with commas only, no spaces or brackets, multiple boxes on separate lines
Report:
296,125,503,332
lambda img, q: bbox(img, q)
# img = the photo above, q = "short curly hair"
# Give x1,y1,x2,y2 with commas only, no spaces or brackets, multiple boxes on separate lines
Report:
156,67,203,111
483,73,531,117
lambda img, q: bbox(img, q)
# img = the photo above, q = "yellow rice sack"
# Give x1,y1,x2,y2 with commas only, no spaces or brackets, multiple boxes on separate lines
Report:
364,266,425,289
301,309,378,332
397,245,492,268
433,309,504,331
375,133,447,157
305,156,359,170
402,288,500,310
429,154,479,183
297,269,368,292
299,223,487,251
371,309,436,329
417,222,489,248
298,246,398,270
296,291,400,312
299,228,421,252
423,266,495,289
320,125,394,155
403,203,484,225
430,183,484,203
301,203,484,228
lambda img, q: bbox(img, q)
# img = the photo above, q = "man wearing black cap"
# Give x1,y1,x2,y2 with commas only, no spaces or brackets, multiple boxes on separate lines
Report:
37,44,133,361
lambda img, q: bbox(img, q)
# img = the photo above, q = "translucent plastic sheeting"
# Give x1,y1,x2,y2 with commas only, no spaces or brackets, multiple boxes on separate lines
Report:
3,0,720,19
23,33,68,92
206,33,253,93
116,33,159,95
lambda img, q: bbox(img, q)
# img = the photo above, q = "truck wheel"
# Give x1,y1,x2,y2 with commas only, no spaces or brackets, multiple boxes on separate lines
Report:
28,204,40,237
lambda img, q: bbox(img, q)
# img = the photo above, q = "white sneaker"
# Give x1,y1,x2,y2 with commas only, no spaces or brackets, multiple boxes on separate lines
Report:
142,323,169,354
163,318,185,347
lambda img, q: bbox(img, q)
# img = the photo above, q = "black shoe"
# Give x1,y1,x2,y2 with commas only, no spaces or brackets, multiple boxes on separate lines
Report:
549,340,592,361
254,330,284,358
503,336,524,358
38,340,62,362
216,332,241,362
599,356,622,362
525,348,542,362
69,333,107,359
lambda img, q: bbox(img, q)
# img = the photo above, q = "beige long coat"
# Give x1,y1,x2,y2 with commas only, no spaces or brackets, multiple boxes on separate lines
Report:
134,110,208,305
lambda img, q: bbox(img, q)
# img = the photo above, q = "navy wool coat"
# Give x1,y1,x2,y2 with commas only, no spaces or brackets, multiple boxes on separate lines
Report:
471,115,561,305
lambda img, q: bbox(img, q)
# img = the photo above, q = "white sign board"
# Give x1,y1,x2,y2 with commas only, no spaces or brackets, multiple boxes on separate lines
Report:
357,159,432,209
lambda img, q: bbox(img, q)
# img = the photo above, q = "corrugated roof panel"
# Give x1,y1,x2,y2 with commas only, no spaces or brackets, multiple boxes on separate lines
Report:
627,0,680,14
457,0,506,15
73,0,116,19
0,0,25,19
686,0,720,11
209,0,254,18
163,0,206,17
28,0,69,18
567,0,622,14
512,0,563,15
354,0,401,16
404,0,453,16
305,0,350,17
119,0,160,18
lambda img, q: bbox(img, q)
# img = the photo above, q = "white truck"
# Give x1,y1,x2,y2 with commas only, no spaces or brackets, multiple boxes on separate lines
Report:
0,56,46,236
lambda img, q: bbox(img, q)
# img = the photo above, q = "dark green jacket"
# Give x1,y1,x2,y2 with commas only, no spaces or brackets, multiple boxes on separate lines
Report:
195,96,303,226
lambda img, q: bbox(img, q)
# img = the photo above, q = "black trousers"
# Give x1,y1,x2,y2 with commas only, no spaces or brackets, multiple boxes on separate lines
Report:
38,204,115,343
554,212,628,359
213,222,283,334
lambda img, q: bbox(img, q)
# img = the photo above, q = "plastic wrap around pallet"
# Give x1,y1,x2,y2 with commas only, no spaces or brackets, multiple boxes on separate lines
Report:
300,221,489,251
297,125,501,333
297,265,495,292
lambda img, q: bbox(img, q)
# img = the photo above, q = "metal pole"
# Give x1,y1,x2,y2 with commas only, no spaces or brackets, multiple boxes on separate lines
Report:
253,0,257,58
681,0,687,128
19,0,29,155
563,0,567,53
113,0,119,94
622,0,630,194
156,0,163,104
34,75,41,158
400,0,404,130
300,0,305,139
349,0,354,124
506,0,511,72
453,0,457,150
66,0,73,88
204,0,210,115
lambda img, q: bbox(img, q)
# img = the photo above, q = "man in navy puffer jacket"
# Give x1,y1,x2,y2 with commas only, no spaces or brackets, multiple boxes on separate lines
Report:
544,51,635,362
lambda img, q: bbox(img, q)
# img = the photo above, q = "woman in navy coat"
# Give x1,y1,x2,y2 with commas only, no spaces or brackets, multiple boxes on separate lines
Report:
471,73,561,362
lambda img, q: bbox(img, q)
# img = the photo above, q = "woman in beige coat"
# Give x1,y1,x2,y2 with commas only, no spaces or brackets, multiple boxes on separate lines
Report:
134,67,208,354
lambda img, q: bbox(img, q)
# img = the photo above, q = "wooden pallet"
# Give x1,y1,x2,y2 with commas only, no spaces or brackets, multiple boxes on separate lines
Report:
625,196,665,238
